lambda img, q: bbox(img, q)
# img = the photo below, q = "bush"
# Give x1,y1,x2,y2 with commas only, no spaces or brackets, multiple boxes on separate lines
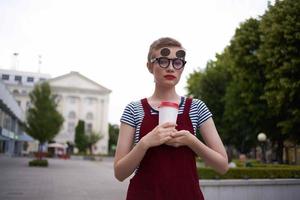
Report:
29,159,48,167
232,159,297,168
198,167,300,179
233,159,260,167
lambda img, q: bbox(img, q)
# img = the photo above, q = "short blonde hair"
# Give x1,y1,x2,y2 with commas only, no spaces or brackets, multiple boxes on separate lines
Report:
147,37,183,62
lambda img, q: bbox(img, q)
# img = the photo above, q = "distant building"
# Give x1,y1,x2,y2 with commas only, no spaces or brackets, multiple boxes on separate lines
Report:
0,80,32,155
0,69,111,154
0,69,50,155
0,69,51,113
48,71,111,154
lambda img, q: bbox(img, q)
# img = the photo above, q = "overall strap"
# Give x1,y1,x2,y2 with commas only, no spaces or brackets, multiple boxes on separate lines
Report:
183,97,193,117
141,98,152,116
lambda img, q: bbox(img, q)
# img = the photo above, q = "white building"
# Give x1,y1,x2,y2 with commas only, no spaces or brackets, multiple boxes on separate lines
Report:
48,71,111,154
0,69,111,154
0,69,51,113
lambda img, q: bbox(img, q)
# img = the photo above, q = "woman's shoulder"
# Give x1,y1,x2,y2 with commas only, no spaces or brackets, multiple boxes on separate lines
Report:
188,97,211,113
123,99,143,111
127,99,142,106
185,97,206,107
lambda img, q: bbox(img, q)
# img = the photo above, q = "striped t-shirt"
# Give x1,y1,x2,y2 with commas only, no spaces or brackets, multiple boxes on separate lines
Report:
120,97,212,144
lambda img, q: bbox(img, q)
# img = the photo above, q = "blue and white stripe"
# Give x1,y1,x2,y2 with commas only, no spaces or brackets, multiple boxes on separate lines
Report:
120,97,212,144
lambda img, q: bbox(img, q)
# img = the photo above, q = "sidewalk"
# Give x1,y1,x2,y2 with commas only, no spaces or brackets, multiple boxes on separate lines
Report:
0,156,129,200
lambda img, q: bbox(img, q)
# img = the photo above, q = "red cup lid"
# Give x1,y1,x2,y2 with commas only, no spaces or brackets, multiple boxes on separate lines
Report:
159,101,179,109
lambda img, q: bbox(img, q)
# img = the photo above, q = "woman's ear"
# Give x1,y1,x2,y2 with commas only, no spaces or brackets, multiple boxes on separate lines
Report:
147,62,153,73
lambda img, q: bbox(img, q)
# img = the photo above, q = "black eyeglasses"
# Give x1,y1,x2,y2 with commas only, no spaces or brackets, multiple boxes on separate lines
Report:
150,57,186,70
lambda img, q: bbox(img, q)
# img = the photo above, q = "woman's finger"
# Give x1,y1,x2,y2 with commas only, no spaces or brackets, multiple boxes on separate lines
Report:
171,130,187,137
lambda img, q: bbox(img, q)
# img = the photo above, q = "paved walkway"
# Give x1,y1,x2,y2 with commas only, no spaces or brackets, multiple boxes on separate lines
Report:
0,156,129,200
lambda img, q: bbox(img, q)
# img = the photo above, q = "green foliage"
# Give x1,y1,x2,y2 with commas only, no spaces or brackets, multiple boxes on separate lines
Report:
259,0,300,140
75,120,102,154
198,167,300,179
86,132,102,154
75,120,87,153
108,123,119,154
186,0,300,158
28,159,48,167
186,69,203,99
187,50,232,144
25,82,64,146
223,18,267,153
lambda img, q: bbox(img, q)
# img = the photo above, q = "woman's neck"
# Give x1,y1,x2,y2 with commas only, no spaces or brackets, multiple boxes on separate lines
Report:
149,85,180,103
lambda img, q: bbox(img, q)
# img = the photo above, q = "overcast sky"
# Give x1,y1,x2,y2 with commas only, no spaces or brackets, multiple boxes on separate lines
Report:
0,0,274,125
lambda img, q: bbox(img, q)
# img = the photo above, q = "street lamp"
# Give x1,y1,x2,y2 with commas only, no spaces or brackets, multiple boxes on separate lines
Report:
257,132,267,163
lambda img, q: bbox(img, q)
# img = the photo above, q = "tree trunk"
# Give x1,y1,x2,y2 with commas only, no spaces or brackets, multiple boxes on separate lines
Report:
277,139,284,164
295,144,298,165
285,146,289,164
38,143,43,160
89,145,93,155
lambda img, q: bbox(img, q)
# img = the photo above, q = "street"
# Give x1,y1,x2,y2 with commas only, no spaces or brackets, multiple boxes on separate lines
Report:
0,156,129,200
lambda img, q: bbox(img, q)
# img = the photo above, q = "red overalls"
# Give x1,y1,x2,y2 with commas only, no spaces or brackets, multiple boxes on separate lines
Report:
126,98,204,200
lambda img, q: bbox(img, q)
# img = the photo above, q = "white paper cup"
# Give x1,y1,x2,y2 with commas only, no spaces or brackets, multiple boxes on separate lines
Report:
158,101,179,125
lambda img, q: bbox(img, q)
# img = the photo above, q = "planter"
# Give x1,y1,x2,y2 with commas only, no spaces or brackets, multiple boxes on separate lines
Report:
200,179,300,200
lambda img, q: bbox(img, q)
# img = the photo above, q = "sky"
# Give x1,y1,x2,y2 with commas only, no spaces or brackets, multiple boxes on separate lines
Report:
0,0,275,125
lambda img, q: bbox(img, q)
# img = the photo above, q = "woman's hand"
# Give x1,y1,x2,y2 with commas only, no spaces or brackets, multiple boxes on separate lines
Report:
165,130,194,148
141,122,177,149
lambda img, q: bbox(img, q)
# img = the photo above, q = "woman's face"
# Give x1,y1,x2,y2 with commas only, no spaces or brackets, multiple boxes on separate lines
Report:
148,47,186,88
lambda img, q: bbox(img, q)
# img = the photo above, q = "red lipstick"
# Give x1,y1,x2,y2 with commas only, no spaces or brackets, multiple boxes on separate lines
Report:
164,75,176,80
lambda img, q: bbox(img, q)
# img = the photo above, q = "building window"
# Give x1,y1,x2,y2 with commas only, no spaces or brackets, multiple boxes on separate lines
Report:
12,89,19,95
4,117,11,130
68,96,78,104
27,77,34,82
68,111,76,119
1,74,9,80
86,112,93,120
39,78,46,81
15,76,22,82
85,97,97,105
86,123,93,133
53,94,62,104
67,122,75,133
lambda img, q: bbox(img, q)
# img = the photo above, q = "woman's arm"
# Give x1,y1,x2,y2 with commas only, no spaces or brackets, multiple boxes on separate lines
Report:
114,122,175,181
169,118,228,174
114,123,147,182
192,118,228,174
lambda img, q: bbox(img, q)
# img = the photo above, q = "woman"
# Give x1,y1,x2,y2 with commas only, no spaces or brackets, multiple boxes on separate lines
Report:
114,37,228,200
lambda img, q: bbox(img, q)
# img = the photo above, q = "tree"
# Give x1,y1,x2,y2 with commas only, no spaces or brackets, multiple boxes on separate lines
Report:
108,123,119,154
186,69,203,99
26,82,64,158
186,49,232,143
186,0,300,162
258,0,300,162
75,120,87,153
223,18,269,153
86,132,102,155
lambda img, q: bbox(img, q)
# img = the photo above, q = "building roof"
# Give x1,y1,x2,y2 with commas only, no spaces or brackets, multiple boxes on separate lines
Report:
48,71,111,94
0,68,51,78
0,68,51,87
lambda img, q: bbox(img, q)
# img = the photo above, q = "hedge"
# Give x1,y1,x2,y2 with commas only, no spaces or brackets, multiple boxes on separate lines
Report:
198,167,300,179
28,159,48,167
